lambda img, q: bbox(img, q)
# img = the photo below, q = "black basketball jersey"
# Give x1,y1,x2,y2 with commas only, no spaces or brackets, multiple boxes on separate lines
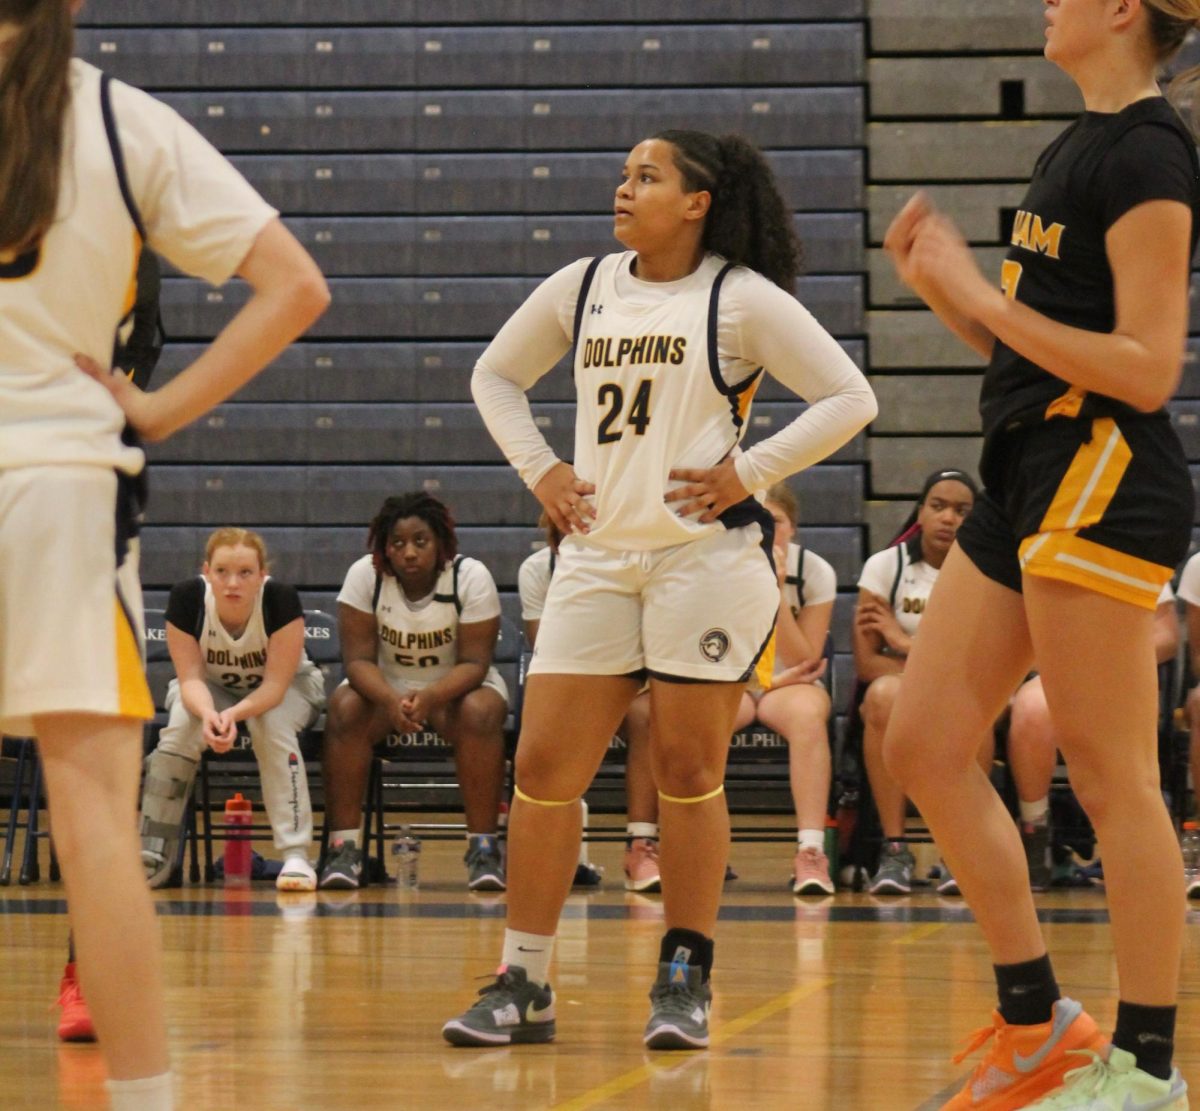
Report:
980,96,1200,437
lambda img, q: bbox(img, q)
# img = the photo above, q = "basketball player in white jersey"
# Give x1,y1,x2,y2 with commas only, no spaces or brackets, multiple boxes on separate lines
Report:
853,469,978,895
139,528,325,892
318,492,509,892
729,481,839,896
443,129,876,1050
0,4,328,1107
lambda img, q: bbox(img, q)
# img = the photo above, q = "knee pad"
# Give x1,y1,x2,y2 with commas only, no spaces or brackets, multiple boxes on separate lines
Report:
657,784,725,805
139,750,198,889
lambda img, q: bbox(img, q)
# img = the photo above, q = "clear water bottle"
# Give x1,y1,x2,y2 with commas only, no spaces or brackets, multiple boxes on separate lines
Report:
1181,821,1200,892
392,824,421,889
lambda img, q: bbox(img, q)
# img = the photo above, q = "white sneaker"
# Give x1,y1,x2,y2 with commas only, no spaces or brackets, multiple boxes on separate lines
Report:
1021,1045,1188,1109
276,856,317,892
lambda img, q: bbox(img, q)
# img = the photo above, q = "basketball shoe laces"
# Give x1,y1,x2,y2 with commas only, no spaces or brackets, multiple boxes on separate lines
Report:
1025,1051,1130,1107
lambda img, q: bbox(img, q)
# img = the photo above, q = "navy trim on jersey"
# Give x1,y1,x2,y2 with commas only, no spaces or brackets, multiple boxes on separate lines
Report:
99,73,147,241
785,544,806,606
704,262,762,431
374,556,464,616
718,495,776,563
568,260,604,388
432,555,465,616
0,247,39,280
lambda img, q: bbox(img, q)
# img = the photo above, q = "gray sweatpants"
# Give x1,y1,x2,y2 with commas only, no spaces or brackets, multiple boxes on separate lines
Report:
156,671,323,856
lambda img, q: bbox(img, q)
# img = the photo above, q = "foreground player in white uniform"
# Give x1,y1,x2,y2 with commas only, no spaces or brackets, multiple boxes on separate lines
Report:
444,128,875,1050
0,4,328,1107
139,528,325,892
319,492,509,891
729,481,839,895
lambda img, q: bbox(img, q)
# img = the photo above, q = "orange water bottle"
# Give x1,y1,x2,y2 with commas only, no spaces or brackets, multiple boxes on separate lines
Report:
223,793,253,886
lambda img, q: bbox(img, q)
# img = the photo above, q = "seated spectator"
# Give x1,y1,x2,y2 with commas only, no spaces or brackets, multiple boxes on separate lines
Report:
519,515,659,892
319,493,508,892
730,482,837,895
854,470,980,895
140,528,324,891
1009,583,1179,891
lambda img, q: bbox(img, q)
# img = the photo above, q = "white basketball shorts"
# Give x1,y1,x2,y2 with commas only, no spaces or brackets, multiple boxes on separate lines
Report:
0,465,153,735
529,524,778,682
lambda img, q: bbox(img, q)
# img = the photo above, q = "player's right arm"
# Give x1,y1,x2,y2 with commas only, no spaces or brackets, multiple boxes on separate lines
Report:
472,259,597,535
76,80,329,439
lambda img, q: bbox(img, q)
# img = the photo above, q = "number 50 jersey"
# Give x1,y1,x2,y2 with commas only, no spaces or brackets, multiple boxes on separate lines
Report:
337,553,504,692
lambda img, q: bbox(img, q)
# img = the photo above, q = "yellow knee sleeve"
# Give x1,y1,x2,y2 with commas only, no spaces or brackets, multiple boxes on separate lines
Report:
657,784,725,805
513,784,578,807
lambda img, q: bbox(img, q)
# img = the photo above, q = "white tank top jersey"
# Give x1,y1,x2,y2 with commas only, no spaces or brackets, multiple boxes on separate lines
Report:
0,60,276,474
338,554,502,689
857,541,940,640
571,252,768,550
171,578,319,694
472,250,876,553
517,545,554,622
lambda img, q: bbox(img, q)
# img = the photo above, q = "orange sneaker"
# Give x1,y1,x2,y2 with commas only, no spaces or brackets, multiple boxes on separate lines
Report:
943,997,1106,1109
56,963,96,1043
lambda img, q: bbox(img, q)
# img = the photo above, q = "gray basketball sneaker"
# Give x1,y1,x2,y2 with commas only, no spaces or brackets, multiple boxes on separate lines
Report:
464,836,506,892
317,840,362,890
643,955,713,1050
442,965,556,1046
868,842,915,895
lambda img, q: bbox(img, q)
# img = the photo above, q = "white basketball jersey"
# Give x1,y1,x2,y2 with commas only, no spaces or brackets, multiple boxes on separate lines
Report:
0,62,143,474
572,252,764,551
374,557,467,688
199,580,317,695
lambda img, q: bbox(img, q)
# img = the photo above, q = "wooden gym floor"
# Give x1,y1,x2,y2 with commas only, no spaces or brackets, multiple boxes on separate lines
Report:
1,831,1198,1111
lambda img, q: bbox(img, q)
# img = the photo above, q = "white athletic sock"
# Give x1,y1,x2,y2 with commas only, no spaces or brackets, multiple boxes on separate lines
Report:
106,1073,174,1111
1019,798,1049,825
502,928,555,987
627,822,659,841
330,829,359,848
797,828,825,851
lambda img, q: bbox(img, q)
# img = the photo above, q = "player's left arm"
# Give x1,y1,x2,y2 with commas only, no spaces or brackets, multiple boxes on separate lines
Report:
775,598,830,671
225,616,305,723
933,200,1193,412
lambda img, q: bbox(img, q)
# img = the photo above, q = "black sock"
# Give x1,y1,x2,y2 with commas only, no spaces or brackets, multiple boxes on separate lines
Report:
994,955,1059,1026
660,928,714,983
67,933,76,965
1113,1001,1175,1081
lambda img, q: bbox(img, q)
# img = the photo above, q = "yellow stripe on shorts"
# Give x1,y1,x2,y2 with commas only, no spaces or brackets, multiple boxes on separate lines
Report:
1036,417,1130,534
1019,532,1172,610
114,597,154,719
753,630,776,691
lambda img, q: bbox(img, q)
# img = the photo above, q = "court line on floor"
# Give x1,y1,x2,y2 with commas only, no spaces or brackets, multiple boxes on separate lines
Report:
551,977,836,1111
893,922,948,946
0,895,1135,926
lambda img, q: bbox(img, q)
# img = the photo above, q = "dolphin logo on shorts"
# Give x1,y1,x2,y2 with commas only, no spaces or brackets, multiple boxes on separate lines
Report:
699,629,730,663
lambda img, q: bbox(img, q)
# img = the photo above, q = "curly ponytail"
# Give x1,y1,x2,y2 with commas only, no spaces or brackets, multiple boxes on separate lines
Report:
0,0,73,257
653,128,802,291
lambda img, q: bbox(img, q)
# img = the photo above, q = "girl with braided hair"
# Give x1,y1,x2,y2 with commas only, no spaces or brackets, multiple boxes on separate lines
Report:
318,492,509,891
883,1,1200,1106
443,129,875,1049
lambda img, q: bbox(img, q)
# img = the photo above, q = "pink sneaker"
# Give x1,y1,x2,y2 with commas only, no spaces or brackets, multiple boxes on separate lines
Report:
792,846,834,895
623,837,661,892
